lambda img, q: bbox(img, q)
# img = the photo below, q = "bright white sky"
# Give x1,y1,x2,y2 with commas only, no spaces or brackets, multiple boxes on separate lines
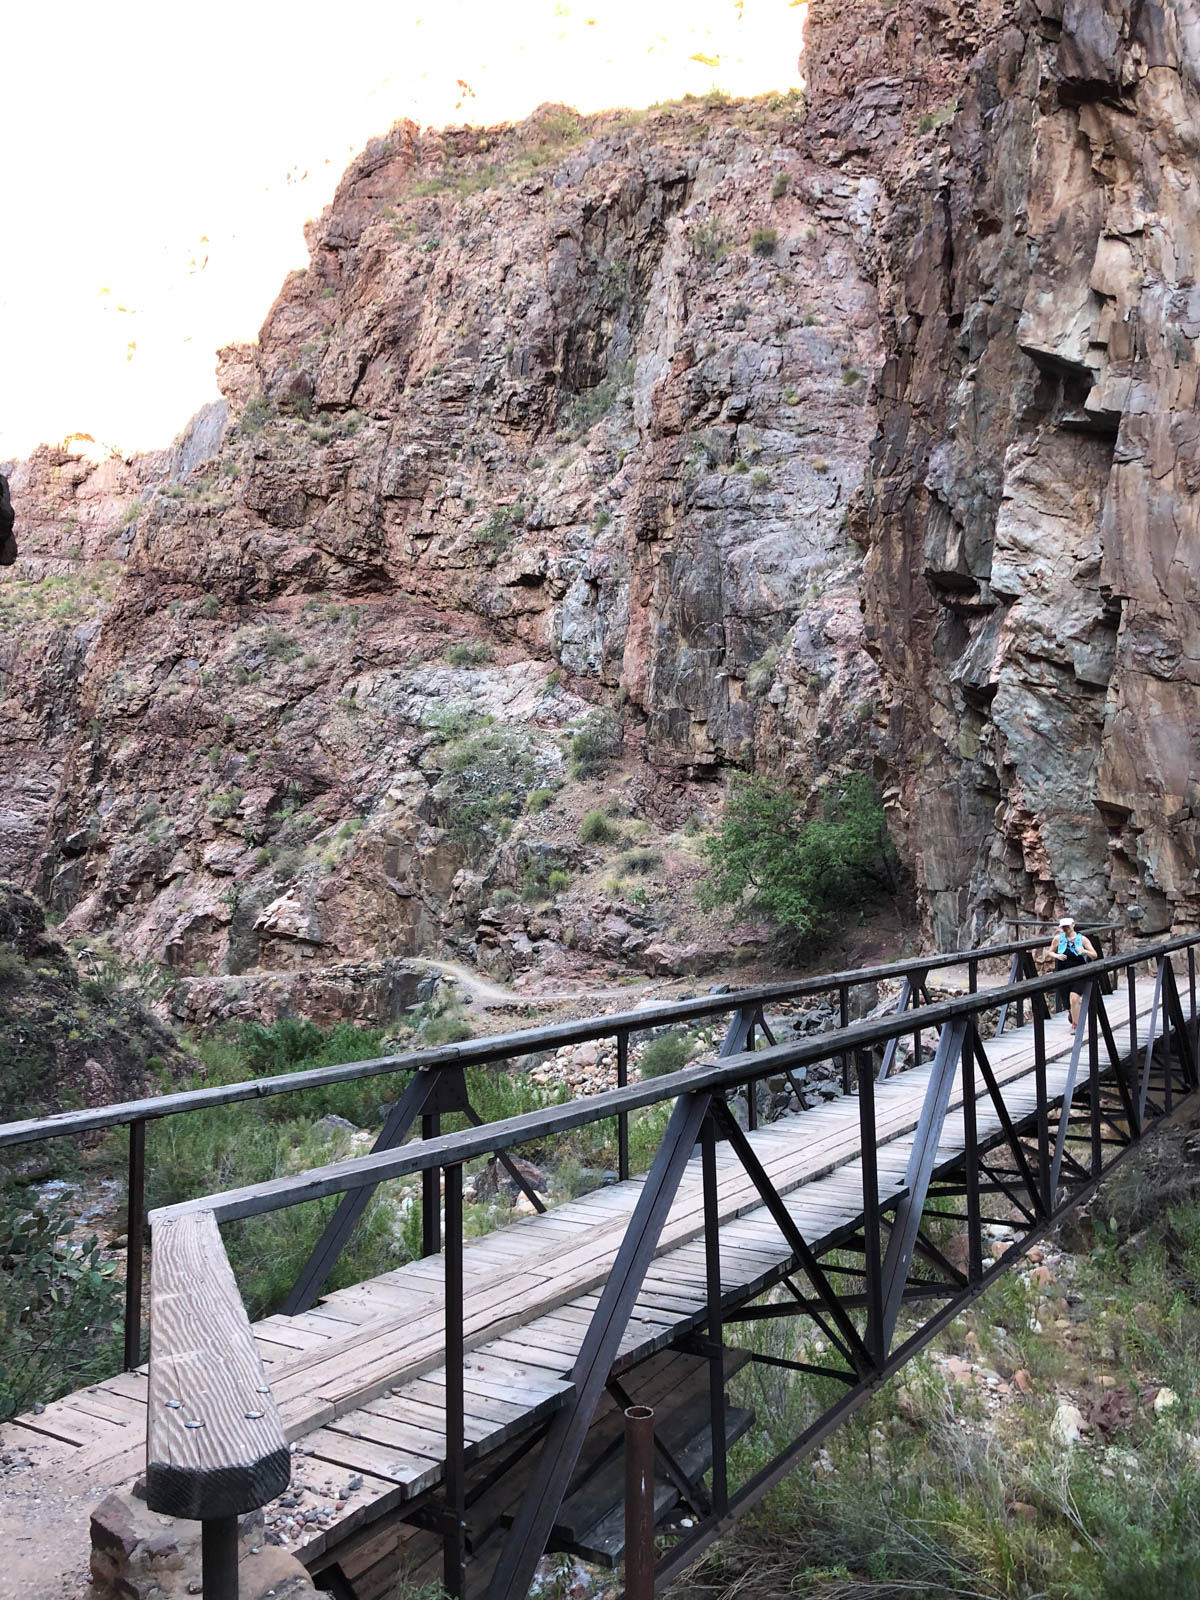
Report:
0,0,804,461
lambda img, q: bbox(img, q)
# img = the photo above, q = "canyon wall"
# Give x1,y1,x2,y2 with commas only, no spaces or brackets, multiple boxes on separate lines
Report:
847,0,1200,943
3,0,1200,1000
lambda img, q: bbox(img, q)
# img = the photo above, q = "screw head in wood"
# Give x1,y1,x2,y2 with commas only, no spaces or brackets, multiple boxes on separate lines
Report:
165,1400,182,1410
245,1410,265,1420
184,1420,205,1429
256,1386,271,1394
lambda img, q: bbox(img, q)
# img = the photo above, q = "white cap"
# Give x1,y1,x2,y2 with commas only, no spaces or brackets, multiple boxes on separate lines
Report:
1058,916,1074,927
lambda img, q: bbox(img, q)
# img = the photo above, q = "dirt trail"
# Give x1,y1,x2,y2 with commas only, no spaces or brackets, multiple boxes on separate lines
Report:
407,956,666,1012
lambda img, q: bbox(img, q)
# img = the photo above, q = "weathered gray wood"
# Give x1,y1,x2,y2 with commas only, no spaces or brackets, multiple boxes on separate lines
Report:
146,1210,290,1519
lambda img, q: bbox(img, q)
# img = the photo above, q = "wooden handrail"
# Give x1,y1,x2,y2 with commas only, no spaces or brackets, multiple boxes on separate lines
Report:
145,1210,290,1520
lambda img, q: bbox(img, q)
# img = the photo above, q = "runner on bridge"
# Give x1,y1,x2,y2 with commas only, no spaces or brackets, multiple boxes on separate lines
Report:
1049,915,1098,1026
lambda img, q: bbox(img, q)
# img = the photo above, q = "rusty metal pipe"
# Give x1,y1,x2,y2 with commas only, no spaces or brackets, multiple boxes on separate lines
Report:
624,1404,656,1600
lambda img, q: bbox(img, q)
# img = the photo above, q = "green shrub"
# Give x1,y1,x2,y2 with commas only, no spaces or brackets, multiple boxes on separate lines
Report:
745,646,780,697
568,709,623,779
526,787,556,813
0,947,30,990
240,395,274,434
437,726,540,857
638,1031,694,1079
0,1193,124,1419
771,173,790,200
619,848,661,875
474,502,525,551
240,1016,326,1074
200,595,221,619
750,228,779,257
750,470,770,490
424,1014,473,1046
445,641,492,668
208,788,244,819
580,809,617,845
693,220,730,262
697,772,896,949
522,854,568,902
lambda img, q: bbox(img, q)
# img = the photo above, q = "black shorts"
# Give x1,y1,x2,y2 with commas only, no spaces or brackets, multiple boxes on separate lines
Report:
1055,955,1089,1003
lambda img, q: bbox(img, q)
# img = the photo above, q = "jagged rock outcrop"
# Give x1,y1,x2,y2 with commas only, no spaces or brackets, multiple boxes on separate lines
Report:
4,0,1200,983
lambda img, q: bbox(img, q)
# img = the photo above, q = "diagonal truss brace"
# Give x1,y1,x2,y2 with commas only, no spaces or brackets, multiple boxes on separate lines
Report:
284,1063,544,1315
878,1017,969,1350
484,1089,711,1600
707,1098,877,1378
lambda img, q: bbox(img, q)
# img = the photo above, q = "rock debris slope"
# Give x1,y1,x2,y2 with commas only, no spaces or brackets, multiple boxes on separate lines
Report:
3,0,1200,1005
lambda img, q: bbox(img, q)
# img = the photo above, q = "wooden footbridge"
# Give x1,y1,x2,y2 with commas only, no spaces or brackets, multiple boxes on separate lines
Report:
3,928,1199,1600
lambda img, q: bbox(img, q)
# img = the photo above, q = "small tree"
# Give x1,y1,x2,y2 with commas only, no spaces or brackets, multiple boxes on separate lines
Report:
696,773,896,949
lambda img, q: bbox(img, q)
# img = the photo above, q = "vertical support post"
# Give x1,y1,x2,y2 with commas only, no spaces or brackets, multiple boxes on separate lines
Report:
968,958,978,996
961,1026,983,1282
855,1050,885,1367
124,1118,146,1371
443,1163,465,1600
1088,992,1102,1176
617,1031,630,1182
1032,1003,1050,1215
700,1114,727,1516
838,984,851,1094
1129,962,1138,1082
422,1111,442,1258
201,1516,239,1600
1190,945,1197,1058
745,1018,758,1132
624,1406,656,1600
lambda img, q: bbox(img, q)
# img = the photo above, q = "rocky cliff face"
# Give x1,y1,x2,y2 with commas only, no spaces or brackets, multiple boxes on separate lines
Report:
1,95,888,1011
4,0,1200,999
855,0,1200,943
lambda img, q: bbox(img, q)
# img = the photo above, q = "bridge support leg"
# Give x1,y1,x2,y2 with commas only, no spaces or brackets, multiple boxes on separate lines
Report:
200,1516,238,1600
624,1405,656,1600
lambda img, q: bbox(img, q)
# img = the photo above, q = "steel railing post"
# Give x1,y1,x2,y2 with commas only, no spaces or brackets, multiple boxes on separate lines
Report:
422,1110,442,1257
838,983,851,1093
443,1162,465,1600
700,1114,727,1515
961,1025,983,1281
1032,1001,1050,1214
855,1049,885,1367
617,1030,630,1181
1088,991,1102,1176
124,1118,146,1370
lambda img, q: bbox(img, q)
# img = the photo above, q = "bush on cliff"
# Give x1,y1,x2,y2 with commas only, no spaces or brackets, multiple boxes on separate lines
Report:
435,725,540,857
696,772,896,949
